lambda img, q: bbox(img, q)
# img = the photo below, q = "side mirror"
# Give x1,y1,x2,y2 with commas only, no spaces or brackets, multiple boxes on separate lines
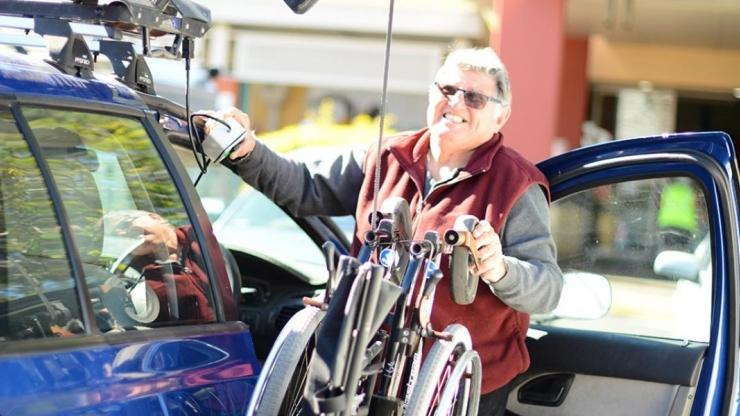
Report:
284,0,319,14
653,250,700,282
543,271,612,321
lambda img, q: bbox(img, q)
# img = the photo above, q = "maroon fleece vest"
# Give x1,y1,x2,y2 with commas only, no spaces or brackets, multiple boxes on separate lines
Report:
352,128,549,393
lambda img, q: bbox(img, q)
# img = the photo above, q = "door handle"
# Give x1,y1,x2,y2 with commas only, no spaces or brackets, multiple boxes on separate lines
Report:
517,373,574,407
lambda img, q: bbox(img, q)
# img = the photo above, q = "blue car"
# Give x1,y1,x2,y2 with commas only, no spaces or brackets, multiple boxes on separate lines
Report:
0,1,739,415
0,1,264,414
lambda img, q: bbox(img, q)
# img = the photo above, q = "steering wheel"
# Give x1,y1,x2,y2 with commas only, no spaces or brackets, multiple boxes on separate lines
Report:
103,238,160,325
108,237,146,277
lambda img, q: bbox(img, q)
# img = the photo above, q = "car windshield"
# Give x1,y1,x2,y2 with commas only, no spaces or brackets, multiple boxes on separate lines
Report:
213,188,321,284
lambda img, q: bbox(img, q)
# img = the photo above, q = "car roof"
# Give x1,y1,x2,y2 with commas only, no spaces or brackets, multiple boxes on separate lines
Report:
0,49,146,109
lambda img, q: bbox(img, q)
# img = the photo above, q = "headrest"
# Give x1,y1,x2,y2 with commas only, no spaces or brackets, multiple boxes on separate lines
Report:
34,127,99,171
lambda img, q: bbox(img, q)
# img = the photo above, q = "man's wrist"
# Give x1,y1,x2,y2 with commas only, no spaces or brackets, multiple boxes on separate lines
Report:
482,261,508,285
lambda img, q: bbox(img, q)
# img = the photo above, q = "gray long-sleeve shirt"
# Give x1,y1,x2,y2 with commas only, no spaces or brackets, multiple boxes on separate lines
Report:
224,141,562,314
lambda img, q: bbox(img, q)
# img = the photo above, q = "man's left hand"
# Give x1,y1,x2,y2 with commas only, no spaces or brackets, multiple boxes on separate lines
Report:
470,220,507,284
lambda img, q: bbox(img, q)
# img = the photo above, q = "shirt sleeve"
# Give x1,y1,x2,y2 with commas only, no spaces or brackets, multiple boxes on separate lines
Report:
489,184,564,314
222,141,366,217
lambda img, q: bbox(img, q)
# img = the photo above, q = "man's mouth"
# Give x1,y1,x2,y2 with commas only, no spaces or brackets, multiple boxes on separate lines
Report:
443,113,466,124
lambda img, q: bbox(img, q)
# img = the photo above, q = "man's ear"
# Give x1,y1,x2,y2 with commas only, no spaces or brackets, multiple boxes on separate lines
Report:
496,105,511,130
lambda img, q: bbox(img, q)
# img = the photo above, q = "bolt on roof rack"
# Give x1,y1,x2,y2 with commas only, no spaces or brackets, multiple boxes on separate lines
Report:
0,0,210,91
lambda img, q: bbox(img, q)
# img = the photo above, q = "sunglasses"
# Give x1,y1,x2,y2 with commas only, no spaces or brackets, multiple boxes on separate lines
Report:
434,82,502,109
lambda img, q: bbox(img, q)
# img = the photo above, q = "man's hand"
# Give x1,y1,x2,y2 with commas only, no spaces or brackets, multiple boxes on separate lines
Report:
203,107,257,160
470,220,507,284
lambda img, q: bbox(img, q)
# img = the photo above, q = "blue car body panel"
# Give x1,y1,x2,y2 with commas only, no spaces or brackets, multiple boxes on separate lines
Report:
0,53,144,108
0,331,260,415
0,50,262,415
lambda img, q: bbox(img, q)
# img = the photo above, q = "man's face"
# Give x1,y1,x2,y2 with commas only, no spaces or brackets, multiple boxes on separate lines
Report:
426,68,510,153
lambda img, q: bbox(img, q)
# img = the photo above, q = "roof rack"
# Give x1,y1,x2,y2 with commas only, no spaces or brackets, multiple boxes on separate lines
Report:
0,0,210,90
0,1,211,39
33,17,95,77
99,39,156,93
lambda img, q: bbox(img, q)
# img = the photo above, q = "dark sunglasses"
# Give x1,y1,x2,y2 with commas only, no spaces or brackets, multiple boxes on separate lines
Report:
434,82,502,109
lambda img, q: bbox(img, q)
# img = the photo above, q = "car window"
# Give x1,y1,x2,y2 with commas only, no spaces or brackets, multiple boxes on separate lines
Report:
22,107,217,331
214,188,329,285
172,147,245,221
546,176,711,342
174,148,356,285
0,109,86,340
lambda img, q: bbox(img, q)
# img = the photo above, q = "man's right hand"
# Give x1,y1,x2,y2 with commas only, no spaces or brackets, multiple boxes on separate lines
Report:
203,107,257,160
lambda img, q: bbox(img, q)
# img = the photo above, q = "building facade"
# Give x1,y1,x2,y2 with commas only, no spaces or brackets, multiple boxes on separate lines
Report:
199,0,740,162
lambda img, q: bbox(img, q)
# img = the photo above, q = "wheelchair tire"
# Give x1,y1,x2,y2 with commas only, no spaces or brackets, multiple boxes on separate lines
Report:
405,323,474,416
435,349,481,415
247,305,324,416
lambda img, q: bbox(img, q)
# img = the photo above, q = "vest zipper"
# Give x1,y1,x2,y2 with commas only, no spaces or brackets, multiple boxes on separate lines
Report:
410,168,485,237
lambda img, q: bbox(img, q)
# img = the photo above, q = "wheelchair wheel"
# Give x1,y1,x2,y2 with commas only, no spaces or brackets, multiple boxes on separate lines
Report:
435,349,481,415
405,324,476,416
247,306,324,416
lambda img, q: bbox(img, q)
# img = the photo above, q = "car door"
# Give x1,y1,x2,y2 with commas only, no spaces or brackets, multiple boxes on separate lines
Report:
0,104,261,415
506,132,740,415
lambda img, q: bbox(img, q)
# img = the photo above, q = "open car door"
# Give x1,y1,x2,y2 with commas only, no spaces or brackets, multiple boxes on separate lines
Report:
510,132,740,415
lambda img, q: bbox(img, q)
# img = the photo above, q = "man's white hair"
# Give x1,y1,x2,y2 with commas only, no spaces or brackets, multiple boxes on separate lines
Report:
440,47,512,106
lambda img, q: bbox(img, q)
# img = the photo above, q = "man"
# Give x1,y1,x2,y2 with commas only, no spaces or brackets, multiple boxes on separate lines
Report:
104,210,215,324
219,47,562,415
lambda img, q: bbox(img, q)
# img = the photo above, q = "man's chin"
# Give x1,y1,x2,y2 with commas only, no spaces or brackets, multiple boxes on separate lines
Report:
435,127,469,142
430,122,461,137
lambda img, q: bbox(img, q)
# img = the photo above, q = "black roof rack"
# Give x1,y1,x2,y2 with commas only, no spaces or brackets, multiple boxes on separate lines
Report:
99,39,155,93
0,0,210,89
33,17,95,77
0,0,211,39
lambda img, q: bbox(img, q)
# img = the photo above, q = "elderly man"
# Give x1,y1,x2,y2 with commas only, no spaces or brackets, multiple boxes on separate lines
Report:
220,47,562,415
